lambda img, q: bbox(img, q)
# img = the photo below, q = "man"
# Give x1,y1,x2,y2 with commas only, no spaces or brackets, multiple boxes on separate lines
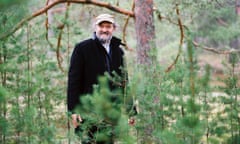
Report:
67,13,130,143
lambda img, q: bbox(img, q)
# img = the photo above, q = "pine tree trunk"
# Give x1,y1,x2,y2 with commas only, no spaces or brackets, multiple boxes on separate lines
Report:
134,0,156,65
236,0,240,15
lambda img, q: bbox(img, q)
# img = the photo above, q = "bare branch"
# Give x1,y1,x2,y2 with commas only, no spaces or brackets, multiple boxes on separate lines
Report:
165,4,184,73
122,16,134,51
45,0,54,48
56,2,70,73
0,0,134,40
154,7,179,25
193,41,240,54
122,0,135,51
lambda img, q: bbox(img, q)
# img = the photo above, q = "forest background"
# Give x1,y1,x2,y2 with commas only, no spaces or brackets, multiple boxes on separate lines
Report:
0,0,240,144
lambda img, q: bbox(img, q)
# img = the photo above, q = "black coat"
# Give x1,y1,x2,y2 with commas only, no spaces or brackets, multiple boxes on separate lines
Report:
67,36,126,112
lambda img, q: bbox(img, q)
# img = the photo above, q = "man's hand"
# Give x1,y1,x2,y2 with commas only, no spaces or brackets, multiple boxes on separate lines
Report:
71,114,82,128
128,117,135,126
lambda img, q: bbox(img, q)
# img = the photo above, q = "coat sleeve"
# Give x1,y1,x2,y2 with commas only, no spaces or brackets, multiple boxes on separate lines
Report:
67,44,84,113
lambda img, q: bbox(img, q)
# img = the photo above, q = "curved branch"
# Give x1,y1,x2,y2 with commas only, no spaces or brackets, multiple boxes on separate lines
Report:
0,0,134,40
122,1,135,51
56,2,70,73
165,4,184,73
45,0,54,48
56,29,65,73
45,0,50,37
122,16,133,51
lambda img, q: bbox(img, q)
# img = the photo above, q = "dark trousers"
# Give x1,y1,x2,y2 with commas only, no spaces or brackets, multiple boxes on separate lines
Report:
75,124,114,144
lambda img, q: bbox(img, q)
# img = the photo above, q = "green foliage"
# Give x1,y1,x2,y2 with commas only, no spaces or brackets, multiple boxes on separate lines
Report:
193,1,240,45
0,0,28,8
0,86,9,141
0,86,7,103
0,6,64,142
0,0,239,143
74,76,135,143
0,1,28,37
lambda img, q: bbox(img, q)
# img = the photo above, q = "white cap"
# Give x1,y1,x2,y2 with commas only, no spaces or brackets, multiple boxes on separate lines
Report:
95,14,115,25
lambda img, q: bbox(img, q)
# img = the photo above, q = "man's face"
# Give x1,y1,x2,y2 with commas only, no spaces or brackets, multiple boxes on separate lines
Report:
95,22,115,43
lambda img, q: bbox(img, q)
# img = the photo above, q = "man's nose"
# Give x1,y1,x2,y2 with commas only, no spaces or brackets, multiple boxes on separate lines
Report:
101,27,108,32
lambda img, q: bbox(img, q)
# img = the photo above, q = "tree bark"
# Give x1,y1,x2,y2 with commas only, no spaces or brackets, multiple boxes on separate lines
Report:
134,0,156,65
236,0,240,15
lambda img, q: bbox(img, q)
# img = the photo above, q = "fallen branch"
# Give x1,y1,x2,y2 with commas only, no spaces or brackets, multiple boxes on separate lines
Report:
0,0,134,40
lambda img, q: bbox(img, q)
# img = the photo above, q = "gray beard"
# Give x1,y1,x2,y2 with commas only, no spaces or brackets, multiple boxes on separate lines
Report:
96,35,112,44
99,38,110,44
